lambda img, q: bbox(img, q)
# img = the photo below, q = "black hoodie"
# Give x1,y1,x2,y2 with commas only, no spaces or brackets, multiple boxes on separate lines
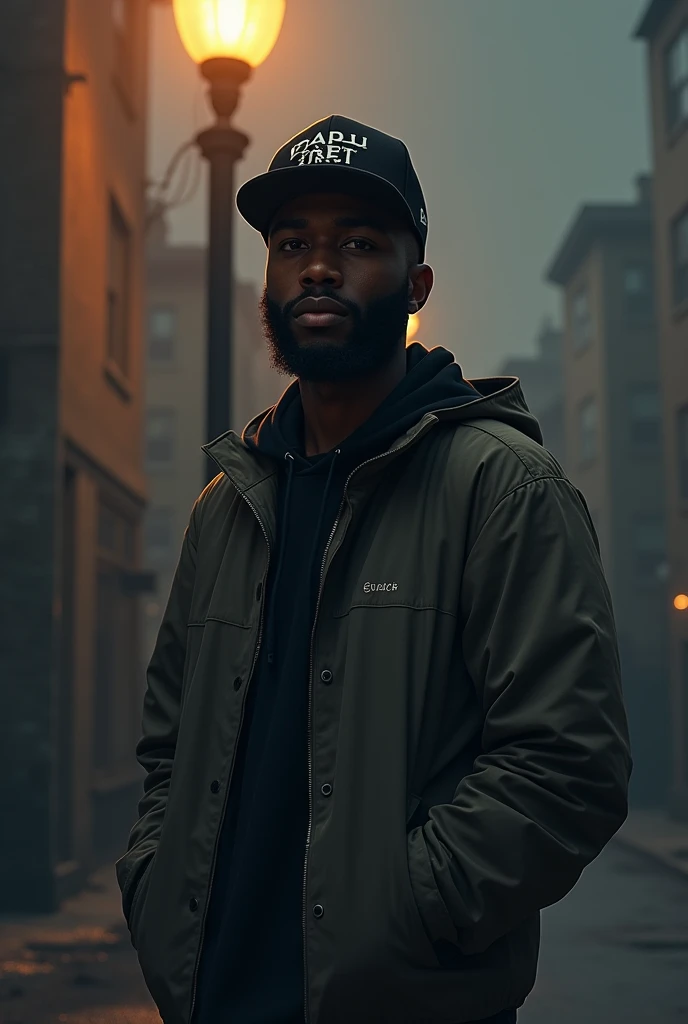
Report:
193,343,517,1024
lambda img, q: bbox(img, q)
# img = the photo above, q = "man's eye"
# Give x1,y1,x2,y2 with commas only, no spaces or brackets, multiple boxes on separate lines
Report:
279,239,307,251
342,239,374,250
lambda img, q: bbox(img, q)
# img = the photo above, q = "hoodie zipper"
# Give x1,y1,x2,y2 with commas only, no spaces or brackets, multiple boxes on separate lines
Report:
301,429,429,1024
188,482,271,1024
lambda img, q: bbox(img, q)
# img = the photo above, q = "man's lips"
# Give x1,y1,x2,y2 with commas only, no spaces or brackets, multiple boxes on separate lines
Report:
291,296,349,328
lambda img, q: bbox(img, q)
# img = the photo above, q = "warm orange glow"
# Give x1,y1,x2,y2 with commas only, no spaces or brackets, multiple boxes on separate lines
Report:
674,594,688,611
406,312,420,343
173,0,285,67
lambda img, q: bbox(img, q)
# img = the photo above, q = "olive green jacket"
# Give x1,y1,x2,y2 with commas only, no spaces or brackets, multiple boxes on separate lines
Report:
116,378,631,1024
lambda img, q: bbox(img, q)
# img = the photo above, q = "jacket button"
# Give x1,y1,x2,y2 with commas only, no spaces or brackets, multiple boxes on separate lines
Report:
255,582,262,601
313,904,324,918
233,676,242,691
210,780,220,794
189,898,199,912
320,669,332,684
320,783,332,796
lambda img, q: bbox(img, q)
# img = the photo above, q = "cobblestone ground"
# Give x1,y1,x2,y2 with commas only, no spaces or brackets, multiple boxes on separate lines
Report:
1,842,687,1023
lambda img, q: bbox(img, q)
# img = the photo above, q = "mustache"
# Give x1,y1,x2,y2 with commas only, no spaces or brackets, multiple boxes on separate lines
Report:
282,287,362,320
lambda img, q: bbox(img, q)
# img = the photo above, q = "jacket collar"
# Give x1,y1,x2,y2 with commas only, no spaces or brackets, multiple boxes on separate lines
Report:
201,376,526,496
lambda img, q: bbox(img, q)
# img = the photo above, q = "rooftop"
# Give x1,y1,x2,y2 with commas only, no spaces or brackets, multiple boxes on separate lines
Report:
545,177,653,285
633,0,676,39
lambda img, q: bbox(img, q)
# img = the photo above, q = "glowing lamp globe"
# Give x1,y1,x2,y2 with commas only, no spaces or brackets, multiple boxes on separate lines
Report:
674,594,688,611
173,0,286,68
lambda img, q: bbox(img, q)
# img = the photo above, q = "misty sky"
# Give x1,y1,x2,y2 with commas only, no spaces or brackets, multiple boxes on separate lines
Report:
148,0,651,377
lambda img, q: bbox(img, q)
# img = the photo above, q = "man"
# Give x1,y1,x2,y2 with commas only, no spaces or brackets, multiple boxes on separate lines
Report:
117,116,631,1024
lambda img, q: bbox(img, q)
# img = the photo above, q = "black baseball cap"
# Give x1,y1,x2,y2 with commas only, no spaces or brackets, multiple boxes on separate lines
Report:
236,115,428,261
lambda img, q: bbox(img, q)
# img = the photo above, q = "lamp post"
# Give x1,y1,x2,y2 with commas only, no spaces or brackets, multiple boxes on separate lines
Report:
171,0,285,477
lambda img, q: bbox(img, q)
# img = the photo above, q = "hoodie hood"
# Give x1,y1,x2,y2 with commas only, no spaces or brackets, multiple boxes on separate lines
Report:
243,341,542,471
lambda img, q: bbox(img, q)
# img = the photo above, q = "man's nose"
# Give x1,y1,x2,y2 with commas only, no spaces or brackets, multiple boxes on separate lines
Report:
299,256,343,290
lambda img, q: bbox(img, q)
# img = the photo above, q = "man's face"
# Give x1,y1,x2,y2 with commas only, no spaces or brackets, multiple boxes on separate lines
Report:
260,193,423,382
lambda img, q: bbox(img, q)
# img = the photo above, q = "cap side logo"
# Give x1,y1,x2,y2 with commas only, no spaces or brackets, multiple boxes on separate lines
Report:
419,208,427,227
290,130,368,167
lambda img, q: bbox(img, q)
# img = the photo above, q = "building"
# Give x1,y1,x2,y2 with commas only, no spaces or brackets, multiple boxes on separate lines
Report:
546,175,671,808
494,319,565,464
143,212,283,662
0,0,154,910
635,0,688,818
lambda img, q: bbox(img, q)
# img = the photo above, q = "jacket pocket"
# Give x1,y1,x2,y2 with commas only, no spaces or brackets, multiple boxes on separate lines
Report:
127,854,155,950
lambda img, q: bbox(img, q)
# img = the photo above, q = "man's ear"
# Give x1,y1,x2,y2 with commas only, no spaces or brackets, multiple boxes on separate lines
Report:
408,264,434,313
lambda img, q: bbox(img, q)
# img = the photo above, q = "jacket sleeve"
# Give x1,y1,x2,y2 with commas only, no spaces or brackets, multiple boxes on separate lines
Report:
115,496,200,921
407,475,632,955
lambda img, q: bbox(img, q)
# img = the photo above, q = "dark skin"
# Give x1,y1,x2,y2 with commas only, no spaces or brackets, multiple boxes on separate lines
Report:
266,193,434,456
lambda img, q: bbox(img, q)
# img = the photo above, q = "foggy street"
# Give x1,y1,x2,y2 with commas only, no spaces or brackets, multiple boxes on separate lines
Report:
1,840,687,1024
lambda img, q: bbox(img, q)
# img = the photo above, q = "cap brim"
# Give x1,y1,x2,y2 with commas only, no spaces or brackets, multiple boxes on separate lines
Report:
236,164,424,259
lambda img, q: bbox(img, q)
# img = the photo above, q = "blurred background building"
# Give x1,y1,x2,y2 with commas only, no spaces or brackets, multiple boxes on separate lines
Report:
142,209,282,664
0,0,152,910
546,173,671,809
635,0,688,818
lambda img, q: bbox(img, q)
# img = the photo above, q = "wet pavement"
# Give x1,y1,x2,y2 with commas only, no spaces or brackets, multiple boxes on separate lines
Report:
0,840,686,1023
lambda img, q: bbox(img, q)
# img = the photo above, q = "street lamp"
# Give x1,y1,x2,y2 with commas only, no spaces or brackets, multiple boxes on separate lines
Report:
171,0,286,477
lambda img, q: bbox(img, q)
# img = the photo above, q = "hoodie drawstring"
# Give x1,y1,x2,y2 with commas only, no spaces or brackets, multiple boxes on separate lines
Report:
306,448,340,601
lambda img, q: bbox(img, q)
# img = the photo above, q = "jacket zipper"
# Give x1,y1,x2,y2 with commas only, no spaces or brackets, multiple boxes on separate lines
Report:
188,483,271,1024
301,431,426,1024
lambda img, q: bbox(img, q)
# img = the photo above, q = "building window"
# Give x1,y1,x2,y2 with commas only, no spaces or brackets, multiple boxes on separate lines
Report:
94,500,139,776
144,506,175,565
112,0,136,107
632,514,666,580
148,307,176,363
665,24,688,135
571,285,593,351
578,396,598,463
623,263,654,317
678,405,688,501
629,385,661,447
146,408,176,469
107,198,131,376
672,207,688,307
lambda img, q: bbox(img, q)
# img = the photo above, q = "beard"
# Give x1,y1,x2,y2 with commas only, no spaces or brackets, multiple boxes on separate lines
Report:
259,280,410,383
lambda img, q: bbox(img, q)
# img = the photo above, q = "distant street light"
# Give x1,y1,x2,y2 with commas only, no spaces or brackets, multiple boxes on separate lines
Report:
674,593,688,611
406,312,420,345
171,0,286,479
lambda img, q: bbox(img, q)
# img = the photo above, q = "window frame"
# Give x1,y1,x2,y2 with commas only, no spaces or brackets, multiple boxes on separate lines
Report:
622,261,655,319
147,305,177,365
106,196,132,384
146,407,177,471
671,204,688,309
571,283,593,353
677,404,688,502
664,21,688,139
